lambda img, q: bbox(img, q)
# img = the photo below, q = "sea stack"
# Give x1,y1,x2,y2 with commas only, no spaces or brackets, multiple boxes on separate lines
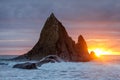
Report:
15,13,90,62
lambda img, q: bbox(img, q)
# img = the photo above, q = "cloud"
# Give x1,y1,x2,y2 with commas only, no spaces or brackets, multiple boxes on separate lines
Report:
0,0,120,55
0,0,120,21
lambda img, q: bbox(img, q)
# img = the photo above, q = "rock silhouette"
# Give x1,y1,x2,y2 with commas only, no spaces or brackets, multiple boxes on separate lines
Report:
13,62,37,69
15,13,90,62
90,51,98,59
36,55,62,67
75,35,90,61
13,55,62,69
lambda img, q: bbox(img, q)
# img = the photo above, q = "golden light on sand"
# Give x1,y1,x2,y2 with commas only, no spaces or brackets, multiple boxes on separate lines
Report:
89,48,112,57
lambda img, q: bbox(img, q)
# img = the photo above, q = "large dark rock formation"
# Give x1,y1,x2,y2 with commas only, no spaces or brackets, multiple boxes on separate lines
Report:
15,13,90,62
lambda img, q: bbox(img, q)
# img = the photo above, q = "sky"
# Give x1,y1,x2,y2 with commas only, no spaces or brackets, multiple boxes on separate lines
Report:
0,0,120,55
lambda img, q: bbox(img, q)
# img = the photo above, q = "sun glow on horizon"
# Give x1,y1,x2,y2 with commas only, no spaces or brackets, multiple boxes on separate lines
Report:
89,48,112,57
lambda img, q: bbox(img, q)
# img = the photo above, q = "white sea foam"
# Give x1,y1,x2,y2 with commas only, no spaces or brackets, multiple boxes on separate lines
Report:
0,56,120,80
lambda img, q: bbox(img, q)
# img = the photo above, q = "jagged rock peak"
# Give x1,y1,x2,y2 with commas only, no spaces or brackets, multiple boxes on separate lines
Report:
47,13,58,22
50,13,56,18
78,35,84,43
75,34,90,61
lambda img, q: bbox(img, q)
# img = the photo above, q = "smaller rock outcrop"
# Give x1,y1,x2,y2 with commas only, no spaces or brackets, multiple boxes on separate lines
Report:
75,35,90,61
90,51,97,59
13,62,37,69
13,55,62,69
36,55,62,66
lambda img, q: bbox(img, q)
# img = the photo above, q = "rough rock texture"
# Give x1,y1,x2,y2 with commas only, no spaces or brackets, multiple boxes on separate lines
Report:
15,13,90,62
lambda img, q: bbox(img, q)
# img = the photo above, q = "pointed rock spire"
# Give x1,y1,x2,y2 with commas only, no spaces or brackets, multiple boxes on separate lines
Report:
75,35,90,61
47,13,58,21
15,13,90,62
50,13,55,18
78,35,84,43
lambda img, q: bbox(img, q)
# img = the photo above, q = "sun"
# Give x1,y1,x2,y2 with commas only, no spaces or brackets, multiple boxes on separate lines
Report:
89,48,111,57
94,48,104,57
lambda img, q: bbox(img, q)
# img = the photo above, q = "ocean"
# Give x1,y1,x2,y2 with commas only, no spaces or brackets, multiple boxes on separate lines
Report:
0,55,120,80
